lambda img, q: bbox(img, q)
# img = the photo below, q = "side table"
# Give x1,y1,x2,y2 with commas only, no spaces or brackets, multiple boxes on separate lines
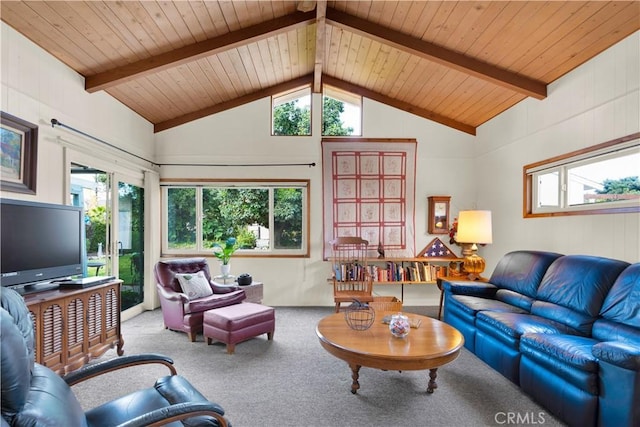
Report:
239,281,264,304
212,280,264,304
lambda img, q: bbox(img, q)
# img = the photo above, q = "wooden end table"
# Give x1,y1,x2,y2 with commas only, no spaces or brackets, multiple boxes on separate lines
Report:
212,280,264,304
316,311,464,394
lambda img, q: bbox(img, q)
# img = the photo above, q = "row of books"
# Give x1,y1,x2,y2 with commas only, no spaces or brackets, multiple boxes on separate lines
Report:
371,261,448,282
333,261,450,283
332,262,368,282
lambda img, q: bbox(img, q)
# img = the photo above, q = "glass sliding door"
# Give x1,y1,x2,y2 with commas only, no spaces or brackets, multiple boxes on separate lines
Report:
117,181,144,310
70,164,111,278
70,163,146,312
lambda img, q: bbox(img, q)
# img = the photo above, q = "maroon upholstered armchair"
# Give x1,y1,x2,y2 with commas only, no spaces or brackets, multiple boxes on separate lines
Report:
155,258,246,342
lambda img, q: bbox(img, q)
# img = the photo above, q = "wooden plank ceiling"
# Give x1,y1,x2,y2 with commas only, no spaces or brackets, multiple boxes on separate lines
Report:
2,1,638,135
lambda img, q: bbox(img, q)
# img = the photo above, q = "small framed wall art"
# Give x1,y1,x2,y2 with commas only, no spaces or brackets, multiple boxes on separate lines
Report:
427,196,450,234
1,112,38,194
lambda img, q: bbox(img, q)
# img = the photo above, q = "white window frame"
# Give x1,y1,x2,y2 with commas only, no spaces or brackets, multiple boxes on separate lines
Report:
322,85,362,137
271,86,312,136
161,180,310,257
524,133,640,217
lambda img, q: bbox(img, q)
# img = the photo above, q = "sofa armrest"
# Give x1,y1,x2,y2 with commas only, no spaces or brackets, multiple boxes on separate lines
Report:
156,284,189,303
63,353,177,386
442,279,498,298
117,402,228,427
210,281,240,294
592,341,640,371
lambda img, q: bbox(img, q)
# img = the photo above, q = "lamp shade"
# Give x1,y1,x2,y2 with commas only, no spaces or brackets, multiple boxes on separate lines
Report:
456,210,493,244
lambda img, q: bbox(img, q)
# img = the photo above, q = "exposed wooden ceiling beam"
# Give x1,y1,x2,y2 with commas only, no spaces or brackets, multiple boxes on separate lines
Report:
326,7,547,100
322,75,476,135
86,11,316,93
313,1,327,93
155,74,314,133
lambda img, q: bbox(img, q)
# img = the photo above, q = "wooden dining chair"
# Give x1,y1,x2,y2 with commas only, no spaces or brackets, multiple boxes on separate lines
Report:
329,237,374,312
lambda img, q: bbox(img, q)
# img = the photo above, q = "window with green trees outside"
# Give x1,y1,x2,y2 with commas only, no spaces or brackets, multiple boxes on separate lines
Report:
163,181,309,257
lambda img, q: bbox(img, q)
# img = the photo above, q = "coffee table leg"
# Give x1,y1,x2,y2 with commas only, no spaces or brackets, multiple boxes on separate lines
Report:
349,364,361,394
427,368,438,393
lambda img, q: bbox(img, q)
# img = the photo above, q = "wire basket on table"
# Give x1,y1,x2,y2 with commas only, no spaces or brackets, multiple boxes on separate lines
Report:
369,296,403,313
344,300,375,331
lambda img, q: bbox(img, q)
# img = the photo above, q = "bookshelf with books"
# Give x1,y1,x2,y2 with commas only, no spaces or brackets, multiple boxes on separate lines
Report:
328,238,464,301
371,238,464,300
366,257,462,285
329,256,461,300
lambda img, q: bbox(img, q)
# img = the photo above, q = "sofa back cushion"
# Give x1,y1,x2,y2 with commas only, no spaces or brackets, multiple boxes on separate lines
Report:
0,288,35,372
490,250,563,299
592,263,640,344
155,258,212,293
599,263,640,326
1,308,32,420
1,308,87,426
532,255,630,334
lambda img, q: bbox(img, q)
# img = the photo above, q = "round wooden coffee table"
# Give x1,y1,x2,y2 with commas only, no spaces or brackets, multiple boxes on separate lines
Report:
316,311,464,394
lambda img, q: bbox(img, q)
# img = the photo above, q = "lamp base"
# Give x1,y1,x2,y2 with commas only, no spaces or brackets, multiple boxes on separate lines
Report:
461,243,486,281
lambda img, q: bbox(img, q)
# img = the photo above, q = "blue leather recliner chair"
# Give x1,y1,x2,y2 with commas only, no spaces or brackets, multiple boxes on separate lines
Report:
1,287,231,427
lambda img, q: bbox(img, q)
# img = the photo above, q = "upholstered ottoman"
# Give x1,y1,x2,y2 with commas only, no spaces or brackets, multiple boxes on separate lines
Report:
203,302,275,354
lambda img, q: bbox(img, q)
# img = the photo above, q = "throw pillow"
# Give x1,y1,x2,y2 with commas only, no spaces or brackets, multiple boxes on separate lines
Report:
176,271,214,300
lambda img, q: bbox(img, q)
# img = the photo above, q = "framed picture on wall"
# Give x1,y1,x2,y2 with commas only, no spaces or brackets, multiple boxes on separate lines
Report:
428,196,450,234
1,112,38,194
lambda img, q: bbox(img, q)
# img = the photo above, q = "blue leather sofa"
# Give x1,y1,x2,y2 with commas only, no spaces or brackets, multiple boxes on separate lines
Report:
442,251,639,427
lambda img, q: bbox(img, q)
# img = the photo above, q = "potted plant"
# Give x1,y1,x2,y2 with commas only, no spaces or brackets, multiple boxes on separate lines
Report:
212,237,238,277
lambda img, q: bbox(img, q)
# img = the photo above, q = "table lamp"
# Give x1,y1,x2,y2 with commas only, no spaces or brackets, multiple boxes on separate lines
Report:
456,210,492,280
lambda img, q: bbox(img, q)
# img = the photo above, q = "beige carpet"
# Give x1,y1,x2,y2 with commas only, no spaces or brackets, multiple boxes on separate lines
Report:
73,306,565,427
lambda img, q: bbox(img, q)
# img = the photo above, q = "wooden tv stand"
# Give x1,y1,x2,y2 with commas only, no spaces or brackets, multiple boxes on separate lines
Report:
23,280,124,375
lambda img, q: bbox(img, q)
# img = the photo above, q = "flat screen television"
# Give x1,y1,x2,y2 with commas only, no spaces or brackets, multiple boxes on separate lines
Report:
1,198,84,292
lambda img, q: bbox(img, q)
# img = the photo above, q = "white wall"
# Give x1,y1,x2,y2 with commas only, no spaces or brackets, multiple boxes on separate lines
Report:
475,31,640,270
155,93,477,306
1,24,155,206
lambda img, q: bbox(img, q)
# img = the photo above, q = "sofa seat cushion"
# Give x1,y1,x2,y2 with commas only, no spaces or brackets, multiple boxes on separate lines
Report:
85,375,225,427
521,333,598,372
450,294,527,317
183,290,246,314
477,311,580,343
521,333,599,395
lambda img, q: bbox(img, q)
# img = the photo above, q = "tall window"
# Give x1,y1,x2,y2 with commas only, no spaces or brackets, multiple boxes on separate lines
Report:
272,87,311,136
524,133,640,216
162,181,309,256
322,85,361,136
